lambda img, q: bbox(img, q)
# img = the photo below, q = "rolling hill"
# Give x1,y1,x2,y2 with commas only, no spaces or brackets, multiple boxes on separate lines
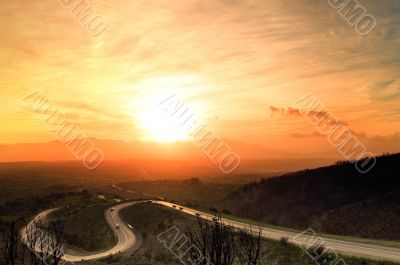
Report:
222,153,400,240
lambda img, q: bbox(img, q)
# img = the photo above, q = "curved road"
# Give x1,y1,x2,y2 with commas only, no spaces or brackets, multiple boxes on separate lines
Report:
23,198,400,263
22,201,140,263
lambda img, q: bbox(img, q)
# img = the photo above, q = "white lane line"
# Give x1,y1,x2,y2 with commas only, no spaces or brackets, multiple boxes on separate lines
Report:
118,218,129,250
111,206,129,252
110,212,121,244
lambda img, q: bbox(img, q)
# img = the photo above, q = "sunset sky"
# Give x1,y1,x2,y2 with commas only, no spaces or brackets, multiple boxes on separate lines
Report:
0,0,399,158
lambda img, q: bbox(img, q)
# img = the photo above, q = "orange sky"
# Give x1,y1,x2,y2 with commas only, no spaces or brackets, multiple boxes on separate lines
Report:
0,0,399,158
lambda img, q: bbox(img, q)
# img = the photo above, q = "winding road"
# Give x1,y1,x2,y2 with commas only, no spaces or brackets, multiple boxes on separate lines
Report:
22,201,140,263
23,198,400,263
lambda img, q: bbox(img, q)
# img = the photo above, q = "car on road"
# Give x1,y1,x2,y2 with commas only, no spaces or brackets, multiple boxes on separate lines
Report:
179,207,183,210
195,213,201,217
172,205,176,208
110,208,115,212
116,224,120,229
147,200,152,203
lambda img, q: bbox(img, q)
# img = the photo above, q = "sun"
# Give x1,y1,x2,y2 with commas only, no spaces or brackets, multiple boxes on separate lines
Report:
136,103,190,143
131,76,205,143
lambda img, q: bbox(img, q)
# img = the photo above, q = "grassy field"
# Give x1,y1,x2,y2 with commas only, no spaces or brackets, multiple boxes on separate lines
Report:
80,202,192,265
121,203,196,264
0,190,102,223
120,202,195,233
52,204,116,252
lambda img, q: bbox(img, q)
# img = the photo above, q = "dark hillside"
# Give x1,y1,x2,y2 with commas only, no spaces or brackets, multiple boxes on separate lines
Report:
223,153,400,240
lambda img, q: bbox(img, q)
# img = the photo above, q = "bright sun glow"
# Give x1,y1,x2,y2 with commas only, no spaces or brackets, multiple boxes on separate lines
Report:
136,104,190,143
131,76,206,143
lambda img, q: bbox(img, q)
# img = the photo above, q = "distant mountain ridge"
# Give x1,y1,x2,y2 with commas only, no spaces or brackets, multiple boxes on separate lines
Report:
0,138,334,174
0,138,293,162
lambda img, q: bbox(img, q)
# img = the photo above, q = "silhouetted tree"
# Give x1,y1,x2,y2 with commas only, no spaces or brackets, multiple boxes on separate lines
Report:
237,226,263,265
280,237,289,249
143,246,153,263
186,216,235,265
46,216,68,265
188,177,202,187
0,221,19,265
24,219,44,265
306,246,328,265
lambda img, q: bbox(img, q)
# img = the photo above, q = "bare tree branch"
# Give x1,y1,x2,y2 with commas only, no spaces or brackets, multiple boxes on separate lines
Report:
0,221,19,265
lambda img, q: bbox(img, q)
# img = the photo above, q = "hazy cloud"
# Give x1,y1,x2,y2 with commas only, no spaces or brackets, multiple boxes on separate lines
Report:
0,0,399,157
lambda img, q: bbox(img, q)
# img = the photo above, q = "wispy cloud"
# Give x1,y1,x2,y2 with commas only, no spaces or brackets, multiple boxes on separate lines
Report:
0,0,399,156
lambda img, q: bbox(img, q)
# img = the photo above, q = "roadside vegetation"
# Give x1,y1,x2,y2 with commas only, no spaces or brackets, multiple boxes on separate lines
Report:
50,204,115,252
77,202,399,265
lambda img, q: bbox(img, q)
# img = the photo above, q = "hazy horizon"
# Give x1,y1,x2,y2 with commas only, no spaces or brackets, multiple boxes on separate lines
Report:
1,0,400,162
